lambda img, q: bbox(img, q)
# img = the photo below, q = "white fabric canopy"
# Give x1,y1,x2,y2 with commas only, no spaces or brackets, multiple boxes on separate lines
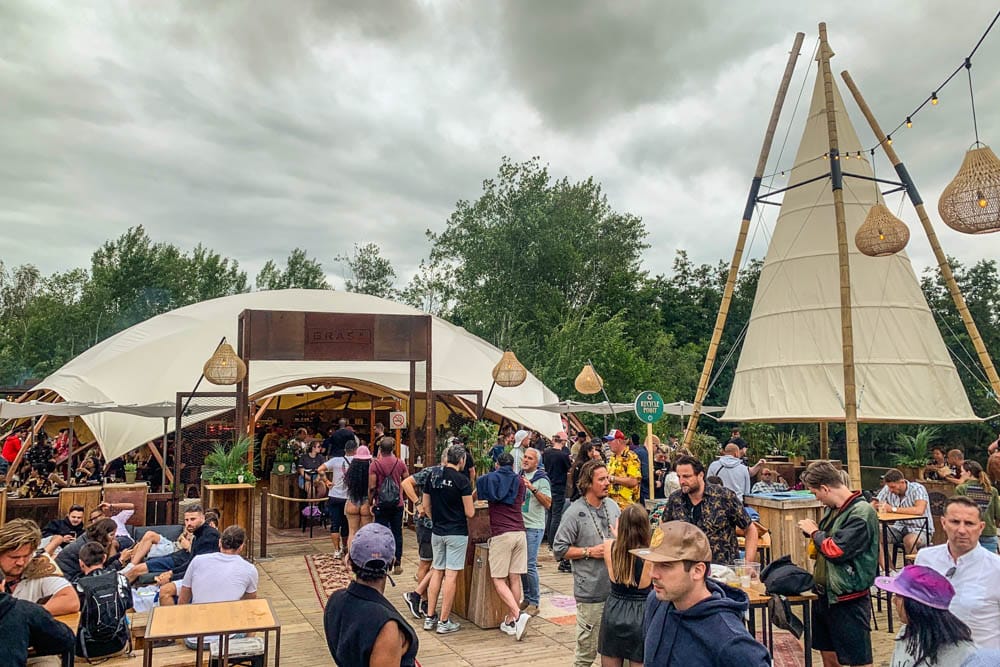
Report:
0,400,225,420
34,290,562,459
723,68,977,423
514,400,726,417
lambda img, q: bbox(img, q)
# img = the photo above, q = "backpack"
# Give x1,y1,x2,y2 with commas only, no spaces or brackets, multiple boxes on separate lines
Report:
760,555,814,596
375,459,403,514
76,569,133,661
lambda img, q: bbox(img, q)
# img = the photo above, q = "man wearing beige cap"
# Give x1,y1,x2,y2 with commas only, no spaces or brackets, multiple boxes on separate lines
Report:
632,521,770,666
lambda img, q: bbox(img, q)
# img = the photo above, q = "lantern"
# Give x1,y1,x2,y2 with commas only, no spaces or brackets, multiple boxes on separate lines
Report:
203,342,247,385
938,145,1000,234
492,350,527,388
854,203,910,257
574,364,604,395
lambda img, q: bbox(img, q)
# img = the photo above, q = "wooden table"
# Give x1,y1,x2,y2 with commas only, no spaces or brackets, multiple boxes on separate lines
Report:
738,532,772,565
745,493,824,572
54,612,80,629
876,511,931,633
143,599,280,667
746,589,816,667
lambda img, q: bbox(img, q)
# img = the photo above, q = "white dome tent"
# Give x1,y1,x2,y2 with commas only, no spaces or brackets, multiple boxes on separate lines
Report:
32,289,562,461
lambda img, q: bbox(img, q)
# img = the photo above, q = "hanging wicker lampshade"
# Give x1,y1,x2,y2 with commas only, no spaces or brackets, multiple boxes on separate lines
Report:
854,203,910,257
203,342,247,385
492,350,527,387
574,364,604,395
938,144,1000,234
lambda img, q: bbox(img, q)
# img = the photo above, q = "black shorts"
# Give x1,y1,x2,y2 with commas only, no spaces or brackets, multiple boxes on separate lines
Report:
327,497,347,533
415,521,433,561
811,593,872,665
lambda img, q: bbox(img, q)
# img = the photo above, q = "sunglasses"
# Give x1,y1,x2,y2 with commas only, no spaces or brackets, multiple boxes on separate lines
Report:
946,566,957,578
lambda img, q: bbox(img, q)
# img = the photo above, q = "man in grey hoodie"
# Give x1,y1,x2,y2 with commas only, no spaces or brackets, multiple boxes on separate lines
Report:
553,459,621,667
707,444,751,501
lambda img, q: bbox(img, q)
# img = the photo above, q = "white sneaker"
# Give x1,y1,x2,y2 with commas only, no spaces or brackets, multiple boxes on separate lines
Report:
499,619,516,636
514,612,530,641
333,549,343,560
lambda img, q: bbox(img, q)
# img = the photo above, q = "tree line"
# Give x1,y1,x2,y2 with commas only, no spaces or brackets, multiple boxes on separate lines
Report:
2,157,999,456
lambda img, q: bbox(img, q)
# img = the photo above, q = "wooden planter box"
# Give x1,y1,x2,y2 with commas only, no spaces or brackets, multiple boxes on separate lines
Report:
268,473,300,530
203,484,255,558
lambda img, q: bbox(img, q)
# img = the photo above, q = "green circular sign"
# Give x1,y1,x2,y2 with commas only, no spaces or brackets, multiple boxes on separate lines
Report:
634,391,665,424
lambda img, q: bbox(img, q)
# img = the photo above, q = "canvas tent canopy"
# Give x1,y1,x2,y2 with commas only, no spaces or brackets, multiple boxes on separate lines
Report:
30,290,562,461
722,63,979,424
513,400,727,417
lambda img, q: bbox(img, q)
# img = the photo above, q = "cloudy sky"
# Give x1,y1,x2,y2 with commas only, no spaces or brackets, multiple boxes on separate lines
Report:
1,1,997,289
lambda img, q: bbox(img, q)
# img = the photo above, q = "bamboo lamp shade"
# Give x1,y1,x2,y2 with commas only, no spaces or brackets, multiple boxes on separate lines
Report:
203,342,248,385
938,145,1000,234
854,203,910,257
492,350,527,388
574,364,604,395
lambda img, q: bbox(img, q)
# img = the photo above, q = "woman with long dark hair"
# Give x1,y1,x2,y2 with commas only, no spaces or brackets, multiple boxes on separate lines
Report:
875,565,974,666
344,445,373,557
956,460,1000,553
599,503,652,667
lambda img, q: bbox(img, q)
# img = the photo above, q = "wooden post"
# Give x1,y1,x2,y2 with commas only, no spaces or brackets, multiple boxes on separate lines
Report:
840,70,1000,402
259,488,269,559
684,31,806,447
819,421,830,460
818,23,862,490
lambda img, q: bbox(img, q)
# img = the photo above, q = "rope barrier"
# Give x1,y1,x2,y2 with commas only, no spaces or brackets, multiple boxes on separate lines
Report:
266,492,326,504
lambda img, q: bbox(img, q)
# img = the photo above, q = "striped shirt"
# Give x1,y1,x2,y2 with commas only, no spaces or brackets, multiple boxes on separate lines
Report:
876,479,934,536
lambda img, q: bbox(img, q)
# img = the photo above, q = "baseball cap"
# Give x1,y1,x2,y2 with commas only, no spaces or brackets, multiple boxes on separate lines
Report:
514,429,530,447
603,429,626,442
354,445,373,460
874,565,955,610
553,431,568,441
350,523,396,571
630,521,712,563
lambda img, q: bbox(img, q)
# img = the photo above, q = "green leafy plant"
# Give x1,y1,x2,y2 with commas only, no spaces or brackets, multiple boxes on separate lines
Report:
893,426,939,468
201,437,258,485
459,420,499,474
775,430,811,459
275,439,297,463
688,431,720,467
123,463,137,472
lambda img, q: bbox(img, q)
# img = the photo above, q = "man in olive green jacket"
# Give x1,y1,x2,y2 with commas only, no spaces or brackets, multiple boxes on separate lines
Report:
798,461,878,667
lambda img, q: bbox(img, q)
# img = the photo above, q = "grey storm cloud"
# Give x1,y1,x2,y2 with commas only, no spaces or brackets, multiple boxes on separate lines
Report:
0,0,997,287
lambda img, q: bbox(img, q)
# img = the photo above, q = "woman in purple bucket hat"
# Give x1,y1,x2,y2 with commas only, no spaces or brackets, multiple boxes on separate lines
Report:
875,564,975,666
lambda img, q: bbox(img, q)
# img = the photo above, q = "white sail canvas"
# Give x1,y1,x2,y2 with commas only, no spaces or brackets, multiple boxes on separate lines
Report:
722,68,978,423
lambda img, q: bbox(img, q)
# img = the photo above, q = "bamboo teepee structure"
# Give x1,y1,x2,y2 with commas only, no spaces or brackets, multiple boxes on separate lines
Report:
683,24,1000,488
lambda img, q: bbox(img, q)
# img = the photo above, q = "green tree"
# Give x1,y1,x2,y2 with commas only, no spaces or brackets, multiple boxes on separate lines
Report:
336,242,397,298
400,258,455,316
255,248,330,290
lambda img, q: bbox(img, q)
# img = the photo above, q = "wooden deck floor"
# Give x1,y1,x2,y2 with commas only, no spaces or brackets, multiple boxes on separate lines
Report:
109,525,898,666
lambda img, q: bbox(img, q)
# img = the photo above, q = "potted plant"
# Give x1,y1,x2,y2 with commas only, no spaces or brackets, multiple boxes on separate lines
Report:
893,426,939,480
271,440,297,475
775,430,811,465
201,437,259,485
123,462,138,484
459,420,499,474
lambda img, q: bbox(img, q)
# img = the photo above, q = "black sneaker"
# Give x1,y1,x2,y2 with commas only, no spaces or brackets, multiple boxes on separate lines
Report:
558,560,572,573
403,592,422,619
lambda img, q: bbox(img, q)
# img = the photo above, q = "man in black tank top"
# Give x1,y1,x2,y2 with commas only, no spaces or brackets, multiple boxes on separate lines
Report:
324,523,419,666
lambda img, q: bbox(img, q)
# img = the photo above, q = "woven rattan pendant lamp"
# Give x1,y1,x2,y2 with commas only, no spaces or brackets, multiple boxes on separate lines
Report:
203,342,247,385
855,203,910,256
492,350,527,387
574,363,603,395
938,144,1000,234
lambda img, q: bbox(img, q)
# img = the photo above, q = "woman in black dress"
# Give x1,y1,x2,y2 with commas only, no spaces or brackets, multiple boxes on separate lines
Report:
599,503,652,667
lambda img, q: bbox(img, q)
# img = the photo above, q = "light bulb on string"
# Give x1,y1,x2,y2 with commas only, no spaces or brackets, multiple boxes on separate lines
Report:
979,191,989,209
931,92,939,105
887,135,893,146
906,117,913,128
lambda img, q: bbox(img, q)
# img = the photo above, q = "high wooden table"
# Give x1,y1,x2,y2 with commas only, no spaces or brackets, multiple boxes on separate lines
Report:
746,589,817,667
143,599,280,667
876,510,931,633
744,492,824,571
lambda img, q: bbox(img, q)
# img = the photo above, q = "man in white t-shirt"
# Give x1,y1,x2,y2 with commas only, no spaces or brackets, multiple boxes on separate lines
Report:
916,495,1000,649
178,525,258,649
0,519,80,616
319,441,357,558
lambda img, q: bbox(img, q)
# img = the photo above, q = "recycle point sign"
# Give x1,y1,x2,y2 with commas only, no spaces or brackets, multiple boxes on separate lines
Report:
634,391,665,424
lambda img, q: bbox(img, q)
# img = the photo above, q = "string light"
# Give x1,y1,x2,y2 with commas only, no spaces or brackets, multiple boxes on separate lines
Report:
887,135,893,146
979,190,989,208
931,92,939,105
906,117,913,128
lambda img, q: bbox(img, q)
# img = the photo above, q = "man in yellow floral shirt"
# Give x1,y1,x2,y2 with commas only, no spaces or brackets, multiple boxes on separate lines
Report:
604,430,641,509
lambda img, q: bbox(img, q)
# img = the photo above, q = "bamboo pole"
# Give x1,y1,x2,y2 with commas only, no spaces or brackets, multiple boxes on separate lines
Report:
683,32,806,447
840,70,1000,403
819,421,830,460
818,23,862,490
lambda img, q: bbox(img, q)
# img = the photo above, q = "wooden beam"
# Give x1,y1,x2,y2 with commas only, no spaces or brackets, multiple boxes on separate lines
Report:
145,441,174,484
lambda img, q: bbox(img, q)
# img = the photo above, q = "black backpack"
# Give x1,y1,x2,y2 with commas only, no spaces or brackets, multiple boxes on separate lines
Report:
760,555,814,596
76,569,133,662
375,459,403,514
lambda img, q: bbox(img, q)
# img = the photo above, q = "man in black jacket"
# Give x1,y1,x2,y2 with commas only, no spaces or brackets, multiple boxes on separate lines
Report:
0,566,75,667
